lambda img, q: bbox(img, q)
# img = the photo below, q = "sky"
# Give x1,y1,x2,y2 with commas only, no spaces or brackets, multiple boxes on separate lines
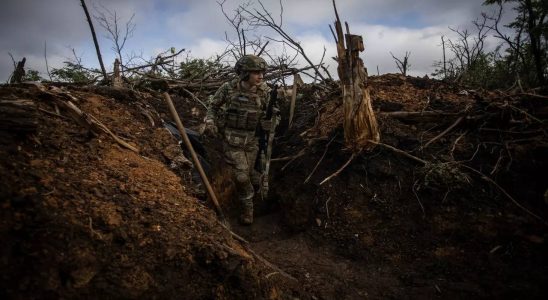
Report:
0,0,516,82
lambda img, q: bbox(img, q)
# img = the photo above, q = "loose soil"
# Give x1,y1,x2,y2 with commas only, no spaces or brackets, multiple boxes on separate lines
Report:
1,75,547,299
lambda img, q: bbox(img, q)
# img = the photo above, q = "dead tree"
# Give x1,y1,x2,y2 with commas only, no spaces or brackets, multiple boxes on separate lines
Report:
9,57,26,84
242,0,326,81
112,58,123,88
95,4,136,77
390,51,411,76
447,17,490,76
330,0,380,151
218,0,252,58
80,0,107,81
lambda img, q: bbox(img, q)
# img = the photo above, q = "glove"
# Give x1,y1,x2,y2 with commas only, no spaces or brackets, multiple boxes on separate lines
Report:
204,118,218,136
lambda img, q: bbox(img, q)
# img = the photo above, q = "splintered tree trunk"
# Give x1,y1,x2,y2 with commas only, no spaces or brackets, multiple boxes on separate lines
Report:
0,99,38,133
112,58,123,88
332,0,380,151
10,58,26,84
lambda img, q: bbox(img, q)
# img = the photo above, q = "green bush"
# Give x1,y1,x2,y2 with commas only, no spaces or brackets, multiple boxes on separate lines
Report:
51,61,97,83
22,69,43,82
178,58,226,80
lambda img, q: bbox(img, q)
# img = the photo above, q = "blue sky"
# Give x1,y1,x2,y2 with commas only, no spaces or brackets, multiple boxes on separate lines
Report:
0,0,515,82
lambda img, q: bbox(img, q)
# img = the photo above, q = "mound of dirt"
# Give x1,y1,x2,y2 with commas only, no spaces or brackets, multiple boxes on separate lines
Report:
0,84,302,299
260,74,548,298
1,73,547,299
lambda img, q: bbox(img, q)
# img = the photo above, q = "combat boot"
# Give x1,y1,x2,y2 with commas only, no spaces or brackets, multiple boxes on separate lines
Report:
240,205,253,225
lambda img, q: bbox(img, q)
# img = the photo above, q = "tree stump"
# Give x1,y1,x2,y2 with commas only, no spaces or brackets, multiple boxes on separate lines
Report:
112,58,124,88
331,1,380,151
10,58,26,84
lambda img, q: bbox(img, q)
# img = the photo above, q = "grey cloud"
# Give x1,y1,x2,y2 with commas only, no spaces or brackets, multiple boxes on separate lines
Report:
0,0,91,80
0,0,518,82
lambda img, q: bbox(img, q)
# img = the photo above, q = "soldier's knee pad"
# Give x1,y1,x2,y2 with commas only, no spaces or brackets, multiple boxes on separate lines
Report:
236,172,249,184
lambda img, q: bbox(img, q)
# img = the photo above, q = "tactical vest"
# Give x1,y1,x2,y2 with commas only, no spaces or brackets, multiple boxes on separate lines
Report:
223,85,265,132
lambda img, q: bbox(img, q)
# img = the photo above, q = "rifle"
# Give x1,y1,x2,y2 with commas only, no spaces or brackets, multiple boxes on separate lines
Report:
255,85,279,199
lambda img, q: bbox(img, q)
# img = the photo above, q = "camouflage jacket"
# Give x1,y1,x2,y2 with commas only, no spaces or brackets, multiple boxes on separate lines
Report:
207,79,272,135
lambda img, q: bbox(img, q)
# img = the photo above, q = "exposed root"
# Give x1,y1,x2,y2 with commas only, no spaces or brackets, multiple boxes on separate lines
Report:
319,152,358,185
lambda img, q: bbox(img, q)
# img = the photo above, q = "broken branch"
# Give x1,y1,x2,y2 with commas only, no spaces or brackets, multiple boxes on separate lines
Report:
422,116,464,149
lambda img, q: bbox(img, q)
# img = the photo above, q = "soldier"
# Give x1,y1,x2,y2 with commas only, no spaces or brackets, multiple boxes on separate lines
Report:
204,54,275,225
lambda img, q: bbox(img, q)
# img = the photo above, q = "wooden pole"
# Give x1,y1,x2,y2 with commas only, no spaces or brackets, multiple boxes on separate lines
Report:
163,92,228,225
288,73,299,128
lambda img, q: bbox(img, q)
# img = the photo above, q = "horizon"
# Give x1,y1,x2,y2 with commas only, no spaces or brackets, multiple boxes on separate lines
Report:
0,0,516,82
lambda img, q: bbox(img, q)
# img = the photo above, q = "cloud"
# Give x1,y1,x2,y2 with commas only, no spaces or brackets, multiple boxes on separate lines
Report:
264,25,446,79
0,0,89,80
188,38,230,59
0,0,518,82
355,24,447,76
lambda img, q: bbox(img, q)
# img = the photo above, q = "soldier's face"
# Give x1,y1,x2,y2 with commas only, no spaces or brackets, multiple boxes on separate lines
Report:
247,71,264,86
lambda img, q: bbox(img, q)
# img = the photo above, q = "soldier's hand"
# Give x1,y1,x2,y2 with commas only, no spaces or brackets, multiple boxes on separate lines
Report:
261,119,273,131
204,118,218,136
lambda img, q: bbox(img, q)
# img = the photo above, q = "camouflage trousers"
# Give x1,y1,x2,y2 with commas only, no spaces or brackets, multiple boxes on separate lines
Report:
223,130,261,210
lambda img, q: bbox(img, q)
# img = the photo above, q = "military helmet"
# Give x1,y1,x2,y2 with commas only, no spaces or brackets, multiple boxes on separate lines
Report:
234,55,267,74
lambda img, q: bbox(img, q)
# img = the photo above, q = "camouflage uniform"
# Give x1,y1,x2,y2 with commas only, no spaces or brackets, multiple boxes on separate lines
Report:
206,55,271,224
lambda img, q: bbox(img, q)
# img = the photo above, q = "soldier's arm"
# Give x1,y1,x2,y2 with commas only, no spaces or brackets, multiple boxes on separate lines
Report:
206,82,230,120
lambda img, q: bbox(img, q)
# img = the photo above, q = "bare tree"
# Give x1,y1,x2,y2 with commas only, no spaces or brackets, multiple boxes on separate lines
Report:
447,15,491,73
80,0,107,80
94,4,136,76
484,4,527,84
390,51,411,76
218,0,254,58
217,0,309,84
431,14,493,84
241,0,326,81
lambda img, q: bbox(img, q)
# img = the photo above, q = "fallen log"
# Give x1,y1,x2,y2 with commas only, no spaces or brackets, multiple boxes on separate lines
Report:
0,99,38,133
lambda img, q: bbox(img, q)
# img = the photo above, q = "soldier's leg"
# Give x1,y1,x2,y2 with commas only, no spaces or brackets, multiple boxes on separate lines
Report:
224,146,255,224
246,147,262,197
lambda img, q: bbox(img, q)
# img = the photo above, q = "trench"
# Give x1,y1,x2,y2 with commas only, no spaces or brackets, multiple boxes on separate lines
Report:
201,128,548,299
170,82,548,299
